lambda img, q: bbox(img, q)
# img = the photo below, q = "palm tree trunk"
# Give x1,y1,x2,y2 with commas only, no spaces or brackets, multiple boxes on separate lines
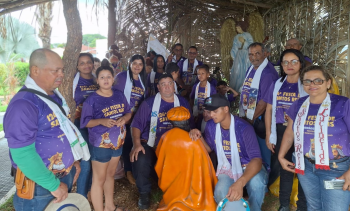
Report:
108,0,117,48
61,0,82,121
36,2,53,49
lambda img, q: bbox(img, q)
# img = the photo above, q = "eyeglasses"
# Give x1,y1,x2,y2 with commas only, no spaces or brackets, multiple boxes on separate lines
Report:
282,59,299,66
159,81,174,87
302,78,325,86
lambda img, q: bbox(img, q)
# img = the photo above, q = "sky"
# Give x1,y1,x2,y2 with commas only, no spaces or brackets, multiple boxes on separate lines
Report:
10,0,109,45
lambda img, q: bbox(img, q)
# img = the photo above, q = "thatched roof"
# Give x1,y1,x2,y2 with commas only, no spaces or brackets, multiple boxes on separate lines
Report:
0,0,56,16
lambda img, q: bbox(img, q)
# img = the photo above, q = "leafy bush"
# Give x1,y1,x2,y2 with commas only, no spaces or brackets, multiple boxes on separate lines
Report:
14,62,29,85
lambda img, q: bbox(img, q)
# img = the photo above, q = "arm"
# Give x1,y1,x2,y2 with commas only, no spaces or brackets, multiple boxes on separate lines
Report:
278,117,295,173
189,129,212,153
227,87,239,97
129,127,145,162
265,103,274,152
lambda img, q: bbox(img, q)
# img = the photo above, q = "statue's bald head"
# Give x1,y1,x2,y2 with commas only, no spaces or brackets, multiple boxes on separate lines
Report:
29,48,60,69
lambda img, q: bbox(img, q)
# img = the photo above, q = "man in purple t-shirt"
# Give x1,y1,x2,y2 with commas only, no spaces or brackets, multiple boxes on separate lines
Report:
189,94,267,211
130,73,193,209
240,42,279,168
4,49,81,210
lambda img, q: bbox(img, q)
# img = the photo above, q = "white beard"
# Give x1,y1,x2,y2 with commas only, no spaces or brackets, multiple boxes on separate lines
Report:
53,163,65,170
104,139,111,144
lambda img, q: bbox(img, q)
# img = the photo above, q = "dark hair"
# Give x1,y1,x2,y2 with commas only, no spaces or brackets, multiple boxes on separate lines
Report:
197,64,209,73
146,51,156,58
300,65,332,87
279,49,306,82
128,54,147,87
158,73,174,83
172,43,183,51
96,59,114,78
217,80,228,87
248,42,264,51
188,46,198,52
152,55,165,72
94,57,101,63
165,63,179,74
76,53,94,72
170,120,190,132
236,21,249,32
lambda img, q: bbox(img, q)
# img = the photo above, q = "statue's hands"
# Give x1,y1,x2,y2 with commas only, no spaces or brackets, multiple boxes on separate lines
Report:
238,36,245,43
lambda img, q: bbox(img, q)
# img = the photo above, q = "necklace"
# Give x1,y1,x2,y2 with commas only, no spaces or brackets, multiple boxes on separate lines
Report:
221,129,230,140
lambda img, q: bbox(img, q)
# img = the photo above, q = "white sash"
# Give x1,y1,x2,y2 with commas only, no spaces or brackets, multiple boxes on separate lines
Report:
193,81,211,117
72,72,80,99
25,76,90,161
269,77,307,144
124,70,145,105
150,71,156,95
147,93,180,147
182,58,198,74
293,93,331,175
174,82,178,94
215,114,243,181
239,58,268,120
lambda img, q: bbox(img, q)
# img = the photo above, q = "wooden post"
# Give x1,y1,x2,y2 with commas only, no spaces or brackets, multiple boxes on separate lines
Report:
61,0,82,121
108,0,117,48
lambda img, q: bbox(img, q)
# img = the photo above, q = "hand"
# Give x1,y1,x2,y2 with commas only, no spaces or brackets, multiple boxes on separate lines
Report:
338,169,350,191
51,182,68,203
226,180,244,201
72,161,81,185
238,36,245,43
278,157,295,173
130,143,145,162
189,129,202,141
265,134,275,153
99,119,117,128
167,54,173,62
115,117,125,127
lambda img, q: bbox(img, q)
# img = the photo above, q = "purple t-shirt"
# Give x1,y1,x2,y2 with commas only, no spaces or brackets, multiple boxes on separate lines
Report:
240,62,279,115
190,82,217,113
286,94,350,160
113,71,145,114
74,76,97,119
131,94,193,148
265,80,300,124
147,72,163,96
5,88,74,174
80,90,131,149
204,117,262,167
177,59,203,85
226,92,236,103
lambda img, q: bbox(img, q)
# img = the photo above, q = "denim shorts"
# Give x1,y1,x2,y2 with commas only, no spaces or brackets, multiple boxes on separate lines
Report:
91,146,123,163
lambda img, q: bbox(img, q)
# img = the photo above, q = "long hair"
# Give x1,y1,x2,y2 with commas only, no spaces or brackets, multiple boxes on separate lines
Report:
128,54,147,86
170,120,191,132
153,55,165,72
279,49,306,82
76,52,94,73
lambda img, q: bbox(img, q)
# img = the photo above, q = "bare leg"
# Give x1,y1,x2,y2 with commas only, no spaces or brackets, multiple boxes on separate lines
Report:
91,160,108,211
104,156,122,211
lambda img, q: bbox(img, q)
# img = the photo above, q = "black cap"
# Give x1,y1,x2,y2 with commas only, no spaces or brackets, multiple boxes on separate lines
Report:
203,94,230,111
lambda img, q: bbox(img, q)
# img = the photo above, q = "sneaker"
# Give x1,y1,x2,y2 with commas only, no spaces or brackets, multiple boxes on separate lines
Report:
138,193,150,209
278,206,290,211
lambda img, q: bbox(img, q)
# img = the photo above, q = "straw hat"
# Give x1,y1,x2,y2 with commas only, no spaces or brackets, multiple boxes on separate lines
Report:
44,193,91,211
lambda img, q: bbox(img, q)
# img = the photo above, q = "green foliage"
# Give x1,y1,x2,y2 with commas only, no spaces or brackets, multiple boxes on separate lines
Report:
14,62,29,85
82,34,106,47
51,43,66,48
0,123,3,132
0,63,8,95
0,195,14,211
0,105,7,112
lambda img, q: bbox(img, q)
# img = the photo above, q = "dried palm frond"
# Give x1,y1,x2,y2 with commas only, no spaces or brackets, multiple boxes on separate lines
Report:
248,11,264,42
220,18,236,80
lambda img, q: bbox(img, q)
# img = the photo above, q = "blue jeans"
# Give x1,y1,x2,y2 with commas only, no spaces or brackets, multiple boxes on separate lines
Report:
256,135,271,170
214,165,268,211
296,156,350,211
13,166,76,211
74,119,92,198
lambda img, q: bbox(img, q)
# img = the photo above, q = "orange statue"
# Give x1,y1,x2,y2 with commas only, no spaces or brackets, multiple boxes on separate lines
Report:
155,106,217,211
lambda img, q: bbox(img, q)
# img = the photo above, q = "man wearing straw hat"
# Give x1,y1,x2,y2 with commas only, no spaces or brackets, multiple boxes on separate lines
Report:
4,49,90,211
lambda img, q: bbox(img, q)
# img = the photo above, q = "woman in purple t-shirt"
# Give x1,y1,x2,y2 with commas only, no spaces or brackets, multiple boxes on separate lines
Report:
73,53,98,198
113,54,147,185
81,59,132,211
147,54,165,96
264,49,307,210
279,65,350,211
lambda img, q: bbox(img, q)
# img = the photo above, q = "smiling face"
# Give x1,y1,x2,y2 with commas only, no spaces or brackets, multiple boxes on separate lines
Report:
248,45,265,69
97,69,114,90
130,59,143,76
77,56,94,75
302,70,331,97
157,77,175,98
197,68,209,82
282,53,301,77
187,48,198,60
156,56,165,70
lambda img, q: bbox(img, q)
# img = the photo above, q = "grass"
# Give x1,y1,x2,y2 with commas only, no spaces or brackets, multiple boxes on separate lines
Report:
0,195,14,211
0,124,3,132
0,105,7,112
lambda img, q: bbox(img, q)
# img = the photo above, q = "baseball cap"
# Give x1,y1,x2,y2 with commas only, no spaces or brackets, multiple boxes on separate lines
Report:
203,94,230,111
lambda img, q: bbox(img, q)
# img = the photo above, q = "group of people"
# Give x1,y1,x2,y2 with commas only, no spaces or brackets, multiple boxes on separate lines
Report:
4,37,350,211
